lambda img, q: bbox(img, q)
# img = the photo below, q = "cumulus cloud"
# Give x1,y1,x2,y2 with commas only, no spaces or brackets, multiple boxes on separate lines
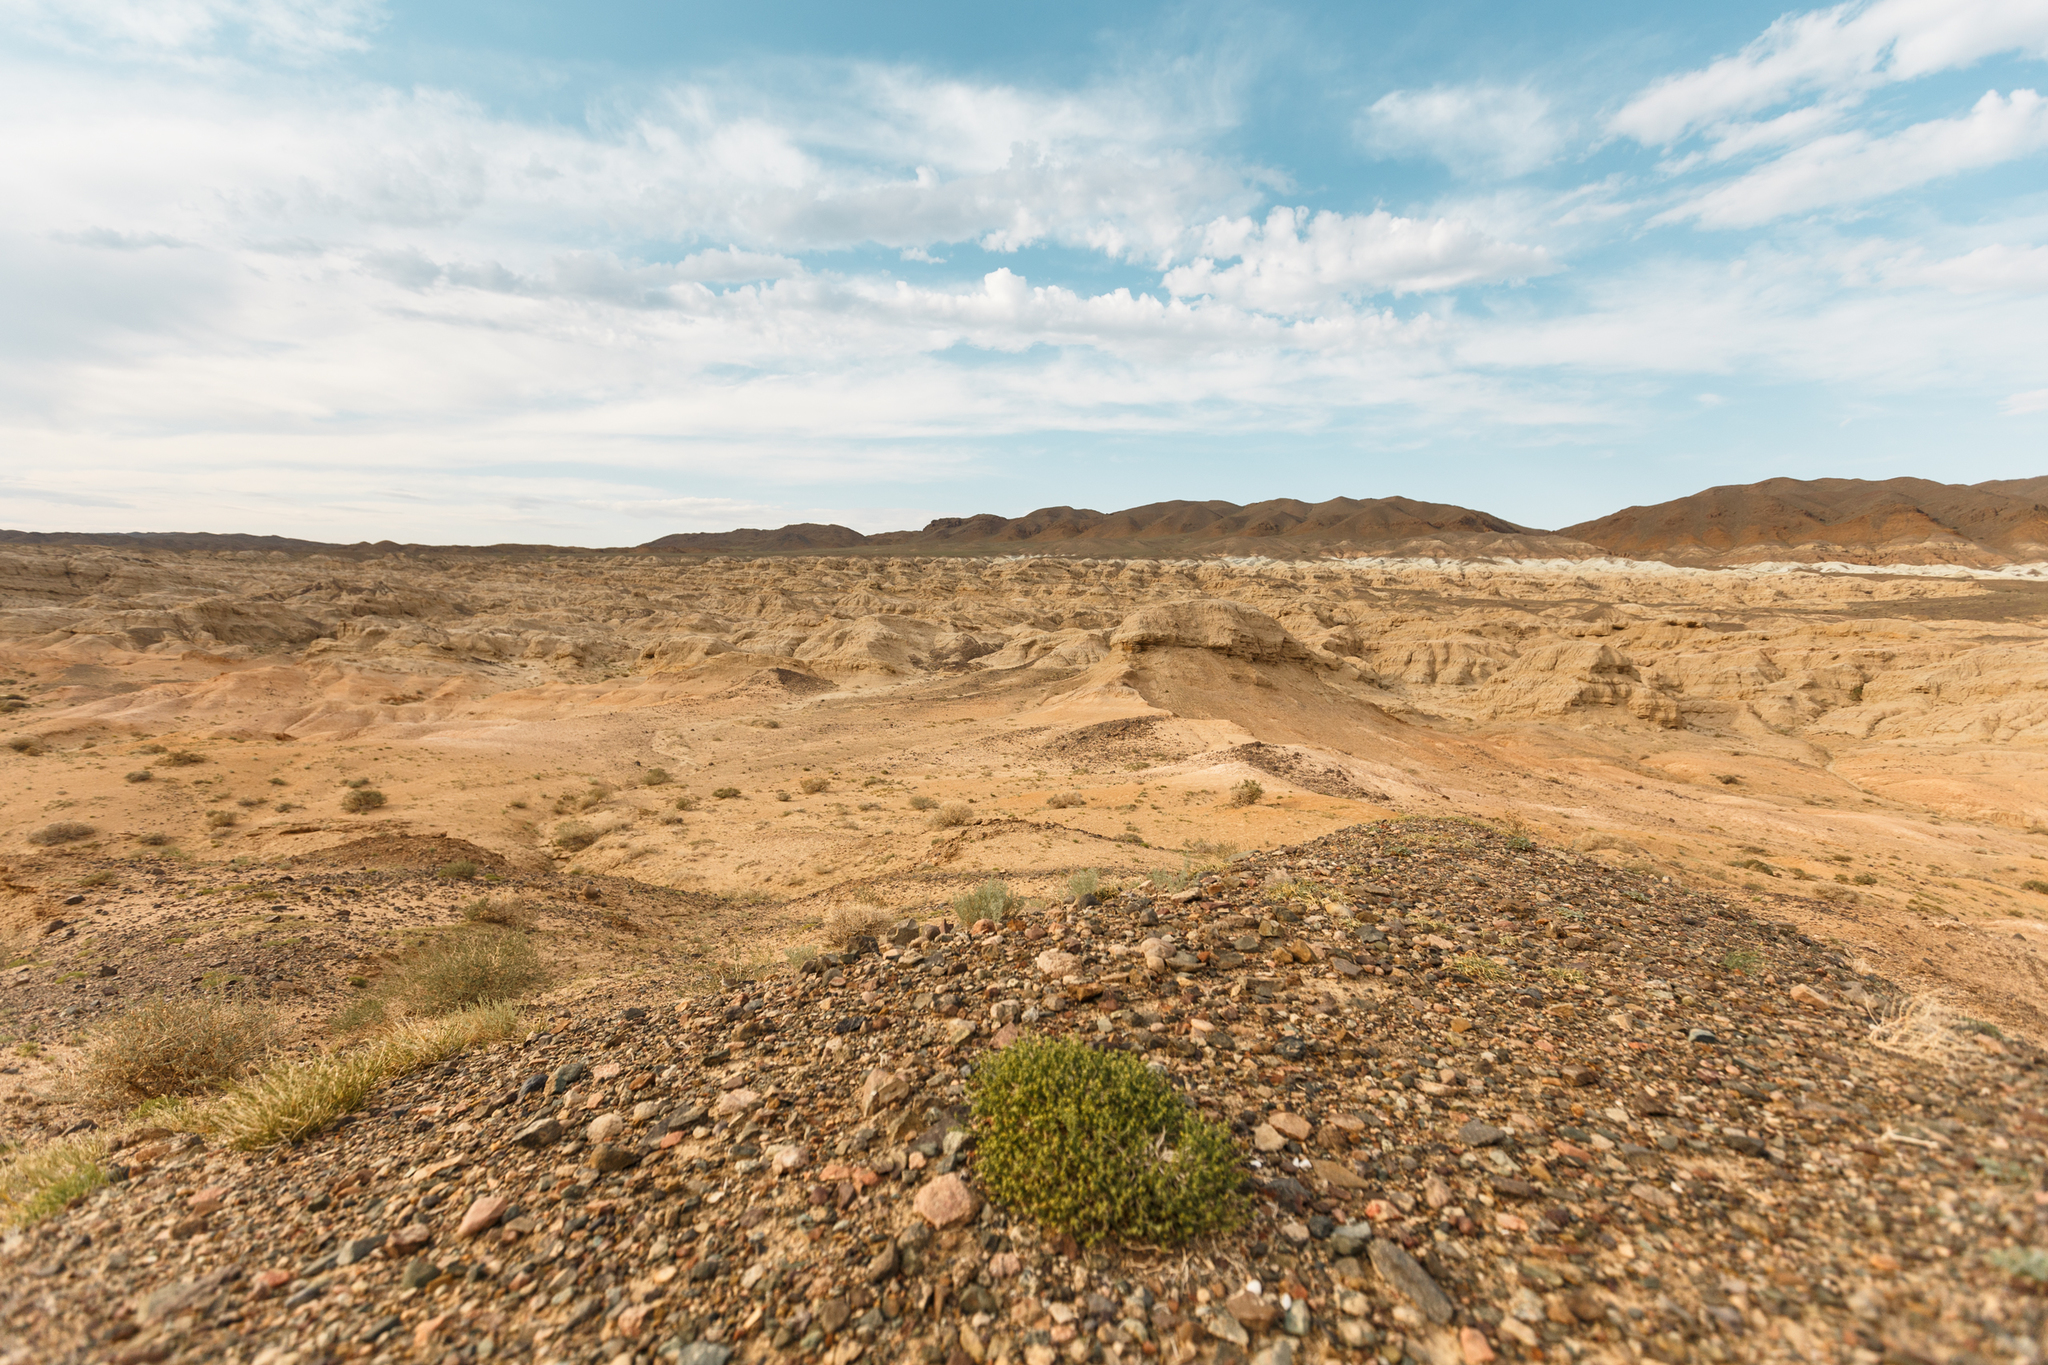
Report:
3,0,384,58
1659,87,2048,227
1613,0,2048,145
1160,207,1557,310
1359,84,1567,176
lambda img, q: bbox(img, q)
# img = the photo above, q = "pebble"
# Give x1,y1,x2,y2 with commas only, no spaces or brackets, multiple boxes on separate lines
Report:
912,1173,980,1228
454,1194,508,1238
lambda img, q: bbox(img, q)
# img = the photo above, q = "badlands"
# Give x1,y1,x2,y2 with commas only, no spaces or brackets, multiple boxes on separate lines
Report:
3,482,2048,1365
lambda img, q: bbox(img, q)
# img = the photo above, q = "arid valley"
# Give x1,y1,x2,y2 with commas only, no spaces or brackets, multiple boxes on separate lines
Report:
5,496,2048,1365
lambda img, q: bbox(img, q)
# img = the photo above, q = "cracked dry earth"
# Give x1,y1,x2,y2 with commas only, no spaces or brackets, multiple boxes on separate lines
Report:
9,819,2048,1365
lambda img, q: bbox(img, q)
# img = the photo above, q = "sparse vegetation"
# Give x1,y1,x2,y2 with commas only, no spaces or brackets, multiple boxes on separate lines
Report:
136,832,169,847
124,769,152,783
1868,992,1966,1061
163,750,206,767
908,795,937,811
438,859,480,880
340,788,387,814
384,927,544,1017
463,893,536,929
953,878,1017,919
5,737,44,755
1067,868,1100,901
1723,949,1762,973
1227,779,1263,807
712,787,741,800
824,903,891,948
642,766,672,786
27,821,95,846
1045,791,1087,809
80,995,279,1106
206,810,238,828
2025,879,2048,895
673,794,700,812
970,1036,1245,1247
0,1133,108,1228
801,775,830,794
552,821,600,851
1452,954,1508,980
930,801,974,828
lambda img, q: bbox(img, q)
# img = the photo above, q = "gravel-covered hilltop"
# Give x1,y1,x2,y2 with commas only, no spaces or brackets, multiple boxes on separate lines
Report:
6,818,2045,1365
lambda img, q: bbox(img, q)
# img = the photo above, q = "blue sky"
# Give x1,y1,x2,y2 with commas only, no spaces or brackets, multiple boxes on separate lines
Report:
2,0,2046,544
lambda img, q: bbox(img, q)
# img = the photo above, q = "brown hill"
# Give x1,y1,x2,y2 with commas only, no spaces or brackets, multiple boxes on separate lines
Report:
1564,476,2048,567
645,495,1595,559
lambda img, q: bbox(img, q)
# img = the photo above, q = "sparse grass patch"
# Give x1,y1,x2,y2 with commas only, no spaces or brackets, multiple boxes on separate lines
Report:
2025,879,2048,895
1045,791,1086,809
1453,954,1508,980
163,750,205,767
1227,779,1263,807
206,810,238,829
79,995,278,1106
6,736,45,755
800,776,830,794
463,894,536,929
824,903,891,948
1867,992,1966,1062
438,859,480,880
77,870,116,889
136,832,169,847
1542,966,1586,986
1067,868,1100,901
0,1133,108,1228
27,821,95,846
930,801,974,828
340,788,386,814
553,821,599,851
673,794,700,812
1722,949,1762,973
124,769,152,783
907,795,937,811
384,927,544,1017
971,1036,1245,1247
712,787,740,800
642,767,671,786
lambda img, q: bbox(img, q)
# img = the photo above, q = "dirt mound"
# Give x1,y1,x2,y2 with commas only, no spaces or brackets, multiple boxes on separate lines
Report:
1564,475,2048,566
296,834,520,875
1108,599,1310,662
1039,716,1192,765
1231,741,1390,802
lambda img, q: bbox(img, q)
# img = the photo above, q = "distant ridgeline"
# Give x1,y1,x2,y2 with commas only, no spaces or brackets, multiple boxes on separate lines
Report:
7,475,2046,566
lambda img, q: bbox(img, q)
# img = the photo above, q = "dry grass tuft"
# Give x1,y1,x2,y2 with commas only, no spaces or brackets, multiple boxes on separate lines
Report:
80,995,279,1106
27,821,96,846
930,801,974,828
462,894,537,929
907,794,937,811
1045,791,1086,809
1227,779,1264,807
800,775,830,794
340,787,387,814
386,927,544,1017
1867,991,1967,1061
0,1133,109,1228
824,903,892,948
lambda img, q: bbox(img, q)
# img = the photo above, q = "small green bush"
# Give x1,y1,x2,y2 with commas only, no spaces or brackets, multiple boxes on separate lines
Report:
340,788,386,814
206,810,238,829
953,878,1016,919
1067,868,1100,901
2024,879,2048,895
971,1037,1244,1247
712,787,740,800
673,794,700,812
1227,779,1263,807
438,859,480,880
27,821,95,846
386,927,543,1016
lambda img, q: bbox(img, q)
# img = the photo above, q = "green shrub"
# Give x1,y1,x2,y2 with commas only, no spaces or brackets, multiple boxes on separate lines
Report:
340,788,386,814
953,878,1017,919
2024,879,2048,895
553,821,599,851
27,821,95,846
438,859,480,880
971,1037,1244,1247
1227,779,1263,807
124,769,152,784
80,995,278,1105
206,810,238,829
1067,869,1100,901
1505,834,1533,851
673,794,700,812
712,787,740,800
642,767,672,786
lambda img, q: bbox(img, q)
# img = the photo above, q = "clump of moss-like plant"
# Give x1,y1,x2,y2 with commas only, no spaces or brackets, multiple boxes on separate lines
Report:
970,1036,1244,1247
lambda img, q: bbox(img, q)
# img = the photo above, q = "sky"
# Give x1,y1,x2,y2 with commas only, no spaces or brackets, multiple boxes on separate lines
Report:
2,0,2046,545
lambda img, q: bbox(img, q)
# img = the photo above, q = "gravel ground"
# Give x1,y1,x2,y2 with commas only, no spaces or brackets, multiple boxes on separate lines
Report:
5,817,2047,1365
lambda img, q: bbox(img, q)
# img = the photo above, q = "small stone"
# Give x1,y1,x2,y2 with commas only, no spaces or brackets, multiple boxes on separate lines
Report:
589,1143,637,1173
187,1186,227,1214
587,1113,625,1144
549,1059,589,1095
388,1223,433,1255
512,1116,563,1149
1281,1300,1311,1336
1457,1118,1507,1147
630,1100,660,1124
1269,1112,1312,1141
866,1241,899,1282
1278,1220,1311,1245
1460,1327,1497,1364
456,1195,509,1238
943,1019,976,1047
1424,1174,1452,1209
677,1346,732,1365
1034,948,1081,978
713,1088,761,1117
1370,1238,1453,1324
1199,1305,1249,1347
1252,1124,1287,1153
912,1173,981,1228
335,1234,385,1267
771,1144,810,1176
1687,1028,1719,1045
1252,1341,1296,1365
1226,1292,1278,1330
1329,1222,1373,1257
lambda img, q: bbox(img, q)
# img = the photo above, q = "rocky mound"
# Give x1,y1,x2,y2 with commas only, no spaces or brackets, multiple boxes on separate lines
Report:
6,819,2042,1365
1108,602,1311,663
1563,477,2048,568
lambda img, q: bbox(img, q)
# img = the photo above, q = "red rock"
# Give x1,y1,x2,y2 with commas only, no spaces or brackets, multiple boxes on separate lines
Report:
457,1195,509,1238
1268,1112,1312,1141
1461,1327,1497,1364
912,1173,980,1228
187,1186,227,1214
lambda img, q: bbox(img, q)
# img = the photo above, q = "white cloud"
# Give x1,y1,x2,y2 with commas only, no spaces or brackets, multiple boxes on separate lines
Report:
1613,0,2048,145
1659,88,2048,227
2004,388,2048,414
1160,206,1557,311
1359,84,1566,176
2,0,383,59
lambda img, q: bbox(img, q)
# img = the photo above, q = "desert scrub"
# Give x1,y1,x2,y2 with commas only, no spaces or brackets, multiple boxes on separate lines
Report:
80,995,278,1106
553,821,599,851
1067,868,1100,901
930,801,974,829
1227,779,1264,807
907,795,937,811
800,775,830,794
1044,791,1086,809
27,821,95,846
340,788,386,814
953,878,1016,919
387,927,544,1016
438,859,480,880
712,786,740,800
673,794,701,812
162,749,206,767
642,766,671,786
206,810,238,829
970,1037,1244,1247
124,769,152,783
463,895,536,929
